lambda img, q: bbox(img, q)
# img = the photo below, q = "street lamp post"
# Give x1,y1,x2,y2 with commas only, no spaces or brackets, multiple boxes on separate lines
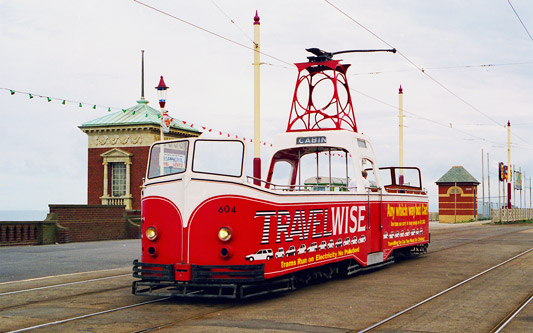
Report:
398,85,404,185
253,11,261,186
155,76,169,141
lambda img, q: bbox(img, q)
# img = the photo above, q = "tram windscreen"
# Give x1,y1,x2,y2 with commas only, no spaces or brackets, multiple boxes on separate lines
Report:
192,140,244,177
147,141,188,179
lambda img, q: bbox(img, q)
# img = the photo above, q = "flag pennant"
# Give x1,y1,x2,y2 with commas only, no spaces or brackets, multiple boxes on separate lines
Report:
2,86,283,148
161,111,171,133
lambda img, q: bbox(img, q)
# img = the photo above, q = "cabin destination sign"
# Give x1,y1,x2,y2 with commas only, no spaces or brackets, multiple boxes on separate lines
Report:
296,136,327,145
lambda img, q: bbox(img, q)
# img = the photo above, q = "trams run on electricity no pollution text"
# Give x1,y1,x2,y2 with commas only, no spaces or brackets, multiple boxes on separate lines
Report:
133,48,430,298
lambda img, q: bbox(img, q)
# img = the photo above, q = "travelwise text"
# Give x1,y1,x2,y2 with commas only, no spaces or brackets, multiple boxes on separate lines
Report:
255,205,367,245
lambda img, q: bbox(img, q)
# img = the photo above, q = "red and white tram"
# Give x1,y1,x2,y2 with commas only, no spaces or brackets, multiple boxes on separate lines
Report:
133,49,429,298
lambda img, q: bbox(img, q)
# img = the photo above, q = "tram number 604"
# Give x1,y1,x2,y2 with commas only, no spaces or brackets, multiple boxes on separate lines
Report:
218,205,236,213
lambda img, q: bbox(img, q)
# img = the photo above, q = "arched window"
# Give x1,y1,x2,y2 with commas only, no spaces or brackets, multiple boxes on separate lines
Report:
448,186,463,195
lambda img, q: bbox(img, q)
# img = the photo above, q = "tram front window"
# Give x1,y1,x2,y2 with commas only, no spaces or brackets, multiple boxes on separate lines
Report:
192,140,244,177
267,147,352,191
147,141,188,179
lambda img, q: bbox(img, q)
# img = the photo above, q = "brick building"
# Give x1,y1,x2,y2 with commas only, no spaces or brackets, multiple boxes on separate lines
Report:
435,166,480,223
79,97,200,210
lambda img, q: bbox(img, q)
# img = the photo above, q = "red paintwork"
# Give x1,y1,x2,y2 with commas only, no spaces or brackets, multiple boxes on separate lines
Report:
142,194,428,281
141,196,183,265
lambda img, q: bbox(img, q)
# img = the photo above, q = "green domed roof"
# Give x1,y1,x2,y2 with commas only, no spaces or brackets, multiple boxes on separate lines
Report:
80,98,200,133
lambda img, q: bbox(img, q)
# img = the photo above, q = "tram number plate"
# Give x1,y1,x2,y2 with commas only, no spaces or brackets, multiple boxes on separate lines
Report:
218,205,236,213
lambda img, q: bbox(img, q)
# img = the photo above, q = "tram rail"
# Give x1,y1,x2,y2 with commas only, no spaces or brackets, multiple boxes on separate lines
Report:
358,247,533,332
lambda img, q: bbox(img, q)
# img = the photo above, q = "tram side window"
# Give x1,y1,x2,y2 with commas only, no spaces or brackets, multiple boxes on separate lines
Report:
270,161,294,187
147,141,188,179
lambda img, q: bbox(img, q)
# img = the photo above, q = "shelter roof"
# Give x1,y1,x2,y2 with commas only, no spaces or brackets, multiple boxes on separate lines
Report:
79,98,200,133
435,165,480,185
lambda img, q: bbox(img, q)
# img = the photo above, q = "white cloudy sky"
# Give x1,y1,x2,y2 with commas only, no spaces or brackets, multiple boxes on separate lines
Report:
0,0,532,215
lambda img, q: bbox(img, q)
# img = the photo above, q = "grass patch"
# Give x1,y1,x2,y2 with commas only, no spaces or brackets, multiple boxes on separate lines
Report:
492,219,533,225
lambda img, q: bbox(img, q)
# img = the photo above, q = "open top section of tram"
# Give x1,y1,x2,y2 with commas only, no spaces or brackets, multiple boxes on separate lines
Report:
144,129,426,197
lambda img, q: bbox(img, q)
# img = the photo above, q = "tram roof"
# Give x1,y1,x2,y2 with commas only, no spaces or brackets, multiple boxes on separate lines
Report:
271,129,374,154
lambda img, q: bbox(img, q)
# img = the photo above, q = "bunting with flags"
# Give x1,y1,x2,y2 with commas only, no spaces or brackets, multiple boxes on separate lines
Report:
2,86,357,158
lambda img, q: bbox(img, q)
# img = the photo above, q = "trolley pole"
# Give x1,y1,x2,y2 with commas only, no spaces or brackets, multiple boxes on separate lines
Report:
507,121,512,208
253,11,261,186
398,85,404,185
521,168,523,208
482,149,485,217
498,175,501,220
454,181,457,224
487,152,491,218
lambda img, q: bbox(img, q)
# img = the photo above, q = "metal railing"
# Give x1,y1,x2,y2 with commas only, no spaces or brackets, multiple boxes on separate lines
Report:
246,176,427,195
491,208,533,223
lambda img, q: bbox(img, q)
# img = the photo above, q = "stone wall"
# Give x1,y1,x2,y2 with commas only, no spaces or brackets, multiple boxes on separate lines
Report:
48,204,139,243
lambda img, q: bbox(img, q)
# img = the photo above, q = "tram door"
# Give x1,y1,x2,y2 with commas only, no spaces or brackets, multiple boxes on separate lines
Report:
363,161,382,253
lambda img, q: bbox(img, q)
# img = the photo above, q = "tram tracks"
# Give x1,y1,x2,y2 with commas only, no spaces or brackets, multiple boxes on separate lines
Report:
428,224,531,253
30,242,528,333
358,247,533,332
0,273,132,313
1,225,531,332
0,271,237,332
0,273,129,296
7,297,171,333
491,292,533,333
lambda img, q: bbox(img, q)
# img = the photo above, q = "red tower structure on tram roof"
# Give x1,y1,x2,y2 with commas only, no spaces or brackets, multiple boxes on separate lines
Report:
286,48,396,133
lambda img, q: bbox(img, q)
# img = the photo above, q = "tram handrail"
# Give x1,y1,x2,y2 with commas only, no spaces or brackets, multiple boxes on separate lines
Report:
246,176,428,195
246,176,311,191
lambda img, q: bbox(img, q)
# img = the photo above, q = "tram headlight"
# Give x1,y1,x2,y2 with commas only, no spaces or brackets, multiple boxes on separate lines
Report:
217,226,232,242
145,226,158,241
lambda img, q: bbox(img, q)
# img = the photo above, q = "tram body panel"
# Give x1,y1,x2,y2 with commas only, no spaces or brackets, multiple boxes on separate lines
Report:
141,175,428,281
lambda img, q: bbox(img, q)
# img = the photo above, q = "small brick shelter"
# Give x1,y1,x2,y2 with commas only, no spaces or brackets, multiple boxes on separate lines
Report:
79,97,200,211
435,166,480,223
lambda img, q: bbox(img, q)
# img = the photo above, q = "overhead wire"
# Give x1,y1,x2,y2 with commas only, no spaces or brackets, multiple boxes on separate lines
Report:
132,0,527,150
210,0,255,45
133,0,293,67
208,1,293,70
323,0,505,128
349,87,505,147
351,61,533,76
324,0,531,147
507,0,533,44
